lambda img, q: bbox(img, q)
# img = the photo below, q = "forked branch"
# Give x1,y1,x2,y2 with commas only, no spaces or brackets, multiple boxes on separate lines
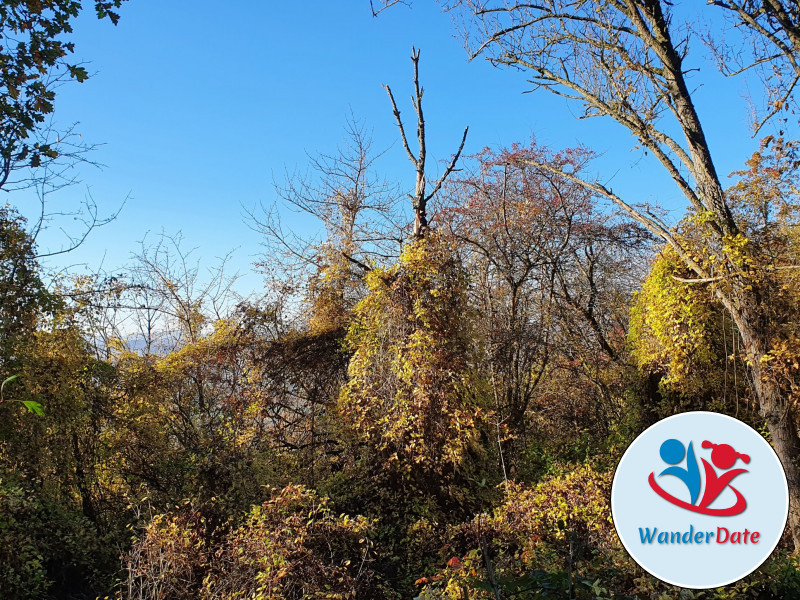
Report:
384,48,469,238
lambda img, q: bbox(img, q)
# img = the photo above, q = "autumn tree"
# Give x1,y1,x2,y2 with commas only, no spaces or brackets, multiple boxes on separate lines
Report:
75,231,358,514
336,50,482,481
438,142,650,472
252,117,402,335
439,144,567,435
441,0,800,548
630,246,750,417
328,61,492,597
248,121,409,491
633,138,800,414
338,235,483,478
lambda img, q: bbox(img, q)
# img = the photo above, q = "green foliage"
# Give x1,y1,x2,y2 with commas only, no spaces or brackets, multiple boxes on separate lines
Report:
0,206,122,598
710,552,800,599
0,207,55,347
0,476,113,600
2,375,44,415
0,1,126,175
0,481,51,600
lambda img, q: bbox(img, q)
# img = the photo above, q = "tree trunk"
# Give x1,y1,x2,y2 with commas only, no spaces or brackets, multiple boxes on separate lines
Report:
759,378,800,550
731,303,800,549
751,347,800,549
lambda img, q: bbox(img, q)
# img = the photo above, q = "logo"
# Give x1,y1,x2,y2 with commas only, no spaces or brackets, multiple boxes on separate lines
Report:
648,439,749,516
611,412,789,589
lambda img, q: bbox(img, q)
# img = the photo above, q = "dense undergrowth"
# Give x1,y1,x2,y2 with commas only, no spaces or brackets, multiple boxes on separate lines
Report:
3,139,800,600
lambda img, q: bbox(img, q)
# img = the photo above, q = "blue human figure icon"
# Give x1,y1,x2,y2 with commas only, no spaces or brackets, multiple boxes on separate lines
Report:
658,439,701,505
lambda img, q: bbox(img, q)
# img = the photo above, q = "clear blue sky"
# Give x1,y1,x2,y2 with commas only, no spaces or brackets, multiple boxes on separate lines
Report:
13,1,783,292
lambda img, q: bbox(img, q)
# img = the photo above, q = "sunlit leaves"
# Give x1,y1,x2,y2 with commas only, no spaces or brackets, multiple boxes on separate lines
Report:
338,235,484,475
123,485,393,600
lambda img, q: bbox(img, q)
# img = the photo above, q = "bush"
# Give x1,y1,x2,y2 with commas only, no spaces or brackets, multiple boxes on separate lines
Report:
120,485,394,600
0,477,109,600
415,465,634,599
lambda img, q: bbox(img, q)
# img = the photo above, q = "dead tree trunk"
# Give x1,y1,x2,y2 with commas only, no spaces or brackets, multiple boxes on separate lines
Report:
384,48,468,239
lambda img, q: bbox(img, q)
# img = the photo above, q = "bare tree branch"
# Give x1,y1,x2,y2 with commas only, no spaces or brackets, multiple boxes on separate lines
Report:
384,48,469,238
709,0,800,134
370,0,408,17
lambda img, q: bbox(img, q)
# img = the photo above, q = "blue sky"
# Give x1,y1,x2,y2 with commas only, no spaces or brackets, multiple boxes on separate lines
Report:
13,1,783,293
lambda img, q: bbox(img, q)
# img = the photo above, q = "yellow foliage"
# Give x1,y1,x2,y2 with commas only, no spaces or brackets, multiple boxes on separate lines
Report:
629,247,728,397
417,465,632,599
338,234,484,474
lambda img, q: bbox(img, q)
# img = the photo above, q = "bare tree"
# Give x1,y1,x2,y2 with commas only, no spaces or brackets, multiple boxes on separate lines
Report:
271,116,402,265
67,233,242,360
709,1,800,134
444,0,800,546
127,233,241,350
384,48,469,238
250,117,402,328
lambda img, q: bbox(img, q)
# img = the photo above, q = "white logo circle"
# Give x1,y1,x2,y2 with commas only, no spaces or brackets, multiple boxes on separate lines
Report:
611,411,789,588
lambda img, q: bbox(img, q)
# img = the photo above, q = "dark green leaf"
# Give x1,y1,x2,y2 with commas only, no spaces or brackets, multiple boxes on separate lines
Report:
68,65,89,83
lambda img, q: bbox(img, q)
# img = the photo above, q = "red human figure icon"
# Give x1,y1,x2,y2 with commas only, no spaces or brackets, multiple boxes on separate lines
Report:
698,441,750,509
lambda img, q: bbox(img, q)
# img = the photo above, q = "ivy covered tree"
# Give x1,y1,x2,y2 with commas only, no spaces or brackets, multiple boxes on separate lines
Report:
631,138,800,418
338,234,484,478
336,50,484,486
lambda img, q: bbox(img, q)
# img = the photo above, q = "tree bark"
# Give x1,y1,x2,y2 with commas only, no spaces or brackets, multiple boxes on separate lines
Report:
384,48,468,240
729,300,800,548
